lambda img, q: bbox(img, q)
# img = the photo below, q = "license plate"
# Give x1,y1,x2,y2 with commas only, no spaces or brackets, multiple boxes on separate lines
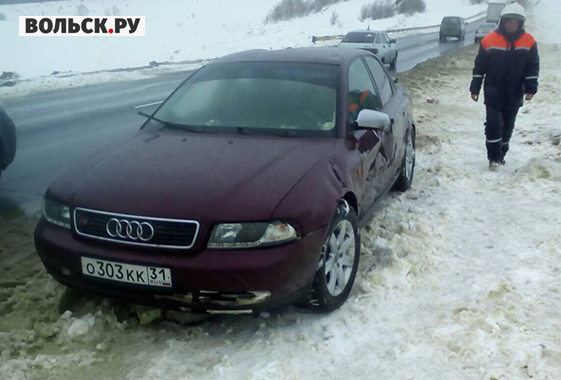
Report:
81,257,172,288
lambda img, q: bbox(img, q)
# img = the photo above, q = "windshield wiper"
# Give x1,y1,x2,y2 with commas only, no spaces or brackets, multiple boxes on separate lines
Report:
138,111,210,133
236,127,297,138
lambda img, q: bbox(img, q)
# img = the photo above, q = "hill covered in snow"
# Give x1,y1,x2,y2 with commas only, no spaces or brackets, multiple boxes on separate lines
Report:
0,0,487,79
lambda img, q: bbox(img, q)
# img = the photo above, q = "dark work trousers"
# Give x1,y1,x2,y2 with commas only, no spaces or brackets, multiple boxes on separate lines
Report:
485,105,520,162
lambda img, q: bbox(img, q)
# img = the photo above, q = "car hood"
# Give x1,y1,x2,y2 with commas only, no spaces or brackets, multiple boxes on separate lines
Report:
49,130,337,222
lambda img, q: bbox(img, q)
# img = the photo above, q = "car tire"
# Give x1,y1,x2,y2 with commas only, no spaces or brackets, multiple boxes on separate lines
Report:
308,200,360,312
390,53,398,71
392,125,416,192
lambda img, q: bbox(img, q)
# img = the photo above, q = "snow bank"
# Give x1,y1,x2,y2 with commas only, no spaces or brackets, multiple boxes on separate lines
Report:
0,60,209,99
0,0,486,84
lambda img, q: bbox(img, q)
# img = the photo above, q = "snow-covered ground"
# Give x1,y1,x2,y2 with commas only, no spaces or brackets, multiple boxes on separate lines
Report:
2,1,561,380
0,0,486,97
531,0,561,44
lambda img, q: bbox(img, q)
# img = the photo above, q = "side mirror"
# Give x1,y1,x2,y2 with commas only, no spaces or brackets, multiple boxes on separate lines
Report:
356,109,391,132
390,39,396,44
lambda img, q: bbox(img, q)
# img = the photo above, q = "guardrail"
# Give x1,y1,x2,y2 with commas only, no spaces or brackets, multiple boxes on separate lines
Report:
312,9,487,44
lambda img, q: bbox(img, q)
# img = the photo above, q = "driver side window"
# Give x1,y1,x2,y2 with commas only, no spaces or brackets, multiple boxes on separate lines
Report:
348,59,380,122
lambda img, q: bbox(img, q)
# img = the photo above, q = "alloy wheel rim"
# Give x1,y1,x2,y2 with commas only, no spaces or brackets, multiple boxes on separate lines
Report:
323,220,356,297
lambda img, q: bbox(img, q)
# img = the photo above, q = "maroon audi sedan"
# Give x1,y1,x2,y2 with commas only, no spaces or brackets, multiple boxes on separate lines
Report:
35,47,415,314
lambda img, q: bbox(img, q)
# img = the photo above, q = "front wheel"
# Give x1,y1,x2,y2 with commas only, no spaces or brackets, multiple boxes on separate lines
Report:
308,200,360,312
393,125,416,192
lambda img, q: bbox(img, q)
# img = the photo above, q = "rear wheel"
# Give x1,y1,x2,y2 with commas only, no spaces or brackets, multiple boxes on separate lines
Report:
393,125,416,192
390,53,398,71
308,200,360,312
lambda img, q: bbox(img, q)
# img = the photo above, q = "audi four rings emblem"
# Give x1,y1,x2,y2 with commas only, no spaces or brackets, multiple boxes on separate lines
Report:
106,218,155,241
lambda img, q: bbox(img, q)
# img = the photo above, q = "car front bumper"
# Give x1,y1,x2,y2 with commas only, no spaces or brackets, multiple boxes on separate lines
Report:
34,218,328,313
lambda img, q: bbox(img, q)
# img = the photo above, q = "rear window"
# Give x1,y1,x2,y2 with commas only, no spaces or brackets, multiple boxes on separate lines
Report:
442,17,461,25
342,32,376,43
480,24,496,31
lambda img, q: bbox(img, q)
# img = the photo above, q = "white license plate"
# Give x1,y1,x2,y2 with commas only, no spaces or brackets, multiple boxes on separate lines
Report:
81,257,172,288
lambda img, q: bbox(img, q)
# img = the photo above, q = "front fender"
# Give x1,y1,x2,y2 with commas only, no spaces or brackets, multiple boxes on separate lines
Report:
270,158,343,236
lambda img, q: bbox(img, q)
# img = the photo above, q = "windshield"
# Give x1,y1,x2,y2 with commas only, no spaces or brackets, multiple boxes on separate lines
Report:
342,32,376,43
151,62,339,137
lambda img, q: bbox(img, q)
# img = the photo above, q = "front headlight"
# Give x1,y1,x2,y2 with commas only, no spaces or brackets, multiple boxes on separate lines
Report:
208,221,298,249
42,198,71,229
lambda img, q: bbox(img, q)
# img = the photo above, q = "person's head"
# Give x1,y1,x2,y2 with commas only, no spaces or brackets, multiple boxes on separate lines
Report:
499,3,527,35
503,18,522,33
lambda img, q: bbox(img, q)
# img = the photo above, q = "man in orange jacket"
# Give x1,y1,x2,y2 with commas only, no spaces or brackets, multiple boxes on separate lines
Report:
470,3,539,169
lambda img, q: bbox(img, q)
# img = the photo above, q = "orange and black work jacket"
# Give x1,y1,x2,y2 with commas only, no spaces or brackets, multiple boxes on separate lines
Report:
348,90,380,120
470,29,539,108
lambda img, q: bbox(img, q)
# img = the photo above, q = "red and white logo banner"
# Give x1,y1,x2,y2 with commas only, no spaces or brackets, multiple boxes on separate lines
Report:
19,16,145,37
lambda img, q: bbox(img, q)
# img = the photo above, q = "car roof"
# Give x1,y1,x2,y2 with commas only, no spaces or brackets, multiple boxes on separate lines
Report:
209,47,373,66
346,30,384,34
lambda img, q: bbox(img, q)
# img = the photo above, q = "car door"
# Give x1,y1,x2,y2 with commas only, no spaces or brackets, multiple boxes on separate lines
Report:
384,33,397,61
363,56,408,189
346,58,386,217
374,33,388,62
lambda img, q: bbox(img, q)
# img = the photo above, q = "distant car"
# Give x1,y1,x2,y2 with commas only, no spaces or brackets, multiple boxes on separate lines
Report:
339,30,399,70
35,47,416,314
440,16,467,41
0,99,16,180
475,23,496,43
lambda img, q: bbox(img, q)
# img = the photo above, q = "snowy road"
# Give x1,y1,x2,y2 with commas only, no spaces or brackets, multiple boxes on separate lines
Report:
0,18,485,217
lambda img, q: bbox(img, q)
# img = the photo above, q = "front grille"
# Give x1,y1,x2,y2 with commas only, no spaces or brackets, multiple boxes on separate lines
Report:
74,208,199,249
